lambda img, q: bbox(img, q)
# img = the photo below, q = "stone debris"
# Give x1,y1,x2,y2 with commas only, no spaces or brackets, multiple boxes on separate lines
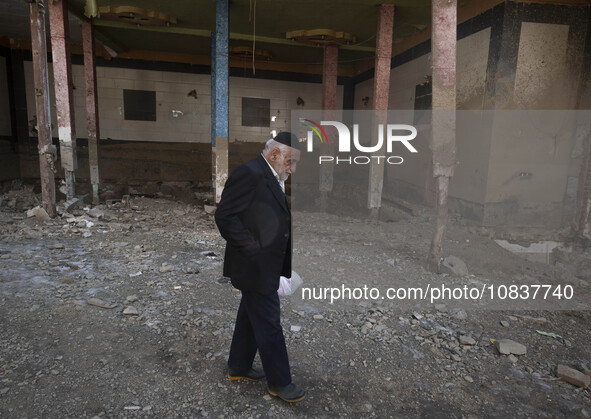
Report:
459,335,476,346
556,365,591,388
123,306,139,316
87,298,118,309
60,197,81,214
495,339,527,356
160,265,175,273
440,255,468,276
204,205,216,215
87,208,105,219
26,206,51,221
2,193,591,417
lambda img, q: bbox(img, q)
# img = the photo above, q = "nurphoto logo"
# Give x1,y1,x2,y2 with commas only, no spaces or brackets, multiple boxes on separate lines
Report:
299,118,418,165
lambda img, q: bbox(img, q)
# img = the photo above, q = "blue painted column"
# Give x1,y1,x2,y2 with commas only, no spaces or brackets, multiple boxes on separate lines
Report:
212,0,229,203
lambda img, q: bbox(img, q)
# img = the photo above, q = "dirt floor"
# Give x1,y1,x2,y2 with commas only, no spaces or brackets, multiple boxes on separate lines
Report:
1,187,591,418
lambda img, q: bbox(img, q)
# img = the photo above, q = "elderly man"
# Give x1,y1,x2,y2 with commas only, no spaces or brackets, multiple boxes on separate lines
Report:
215,132,305,403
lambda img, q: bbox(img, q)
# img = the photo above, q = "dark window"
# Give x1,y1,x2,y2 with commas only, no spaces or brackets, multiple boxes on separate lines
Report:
123,89,156,121
242,97,270,127
413,80,432,125
414,81,432,110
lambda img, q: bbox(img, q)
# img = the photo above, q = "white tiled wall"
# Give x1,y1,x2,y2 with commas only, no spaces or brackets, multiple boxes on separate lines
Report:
0,56,12,136
22,62,343,144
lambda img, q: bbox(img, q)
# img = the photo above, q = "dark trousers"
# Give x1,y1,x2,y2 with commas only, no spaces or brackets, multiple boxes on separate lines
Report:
228,290,291,386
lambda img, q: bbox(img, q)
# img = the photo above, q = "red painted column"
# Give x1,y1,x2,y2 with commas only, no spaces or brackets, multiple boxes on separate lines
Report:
368,4,394,219
29,0,56,218
427,0,457,272
82,20,100,204
49,0,77,199
319,43,339,211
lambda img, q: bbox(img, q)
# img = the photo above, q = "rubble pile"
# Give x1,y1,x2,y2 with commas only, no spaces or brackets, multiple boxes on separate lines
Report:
0,191,589,417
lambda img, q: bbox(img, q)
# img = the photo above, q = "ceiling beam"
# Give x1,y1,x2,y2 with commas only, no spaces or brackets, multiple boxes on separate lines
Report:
67,5,128,53
91,19,376,53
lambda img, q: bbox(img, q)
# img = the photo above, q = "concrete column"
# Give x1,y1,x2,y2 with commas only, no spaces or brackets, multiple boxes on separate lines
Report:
82,20,100,204
426,0,457,273
29,0,56,218
368,4,394,221
319,43,338,212
212,0,229,204
49,0,77,199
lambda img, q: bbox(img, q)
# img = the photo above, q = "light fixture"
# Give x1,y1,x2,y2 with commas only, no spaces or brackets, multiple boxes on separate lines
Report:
286,29,356,46
98,5,177,26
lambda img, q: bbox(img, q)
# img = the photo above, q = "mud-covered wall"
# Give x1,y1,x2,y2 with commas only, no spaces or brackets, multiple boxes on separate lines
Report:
352,2,590,229
352,28,492,207
483,22,574,227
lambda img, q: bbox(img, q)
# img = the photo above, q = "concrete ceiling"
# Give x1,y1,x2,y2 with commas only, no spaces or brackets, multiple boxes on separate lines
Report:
0,0,475,69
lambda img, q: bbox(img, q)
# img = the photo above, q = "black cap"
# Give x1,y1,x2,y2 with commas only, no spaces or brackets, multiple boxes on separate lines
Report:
273,131,300,150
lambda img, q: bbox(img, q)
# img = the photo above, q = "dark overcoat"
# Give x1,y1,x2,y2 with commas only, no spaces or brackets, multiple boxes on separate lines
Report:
215,154,291,295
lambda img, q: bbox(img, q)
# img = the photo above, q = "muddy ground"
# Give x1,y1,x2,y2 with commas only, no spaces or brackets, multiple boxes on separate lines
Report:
0,187,590,418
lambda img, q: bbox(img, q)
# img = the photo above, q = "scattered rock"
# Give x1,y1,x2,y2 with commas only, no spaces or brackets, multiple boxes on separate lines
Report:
26,206,51,221
450,309,468,320
495,339,527,356
290,325,302,332
87,298,117,309
160,265,175,273
440,256,468,276
123,306,139,316
61,197,81,213
88,208,105,219
500,320,510,327
183,265,200,274
508,355,518,363
204,205,216,215
313,314,324,320
459,335,476,345
557,365,591,388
